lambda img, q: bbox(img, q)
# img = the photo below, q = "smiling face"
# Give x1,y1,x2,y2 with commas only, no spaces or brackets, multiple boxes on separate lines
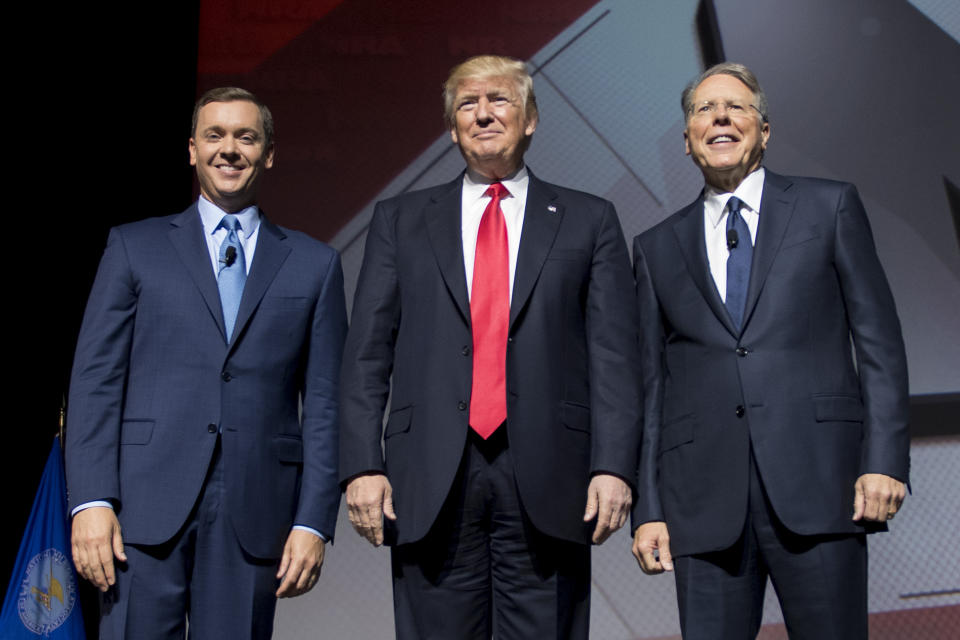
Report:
449,76,537,180
684,74,770,192
189,100,274,212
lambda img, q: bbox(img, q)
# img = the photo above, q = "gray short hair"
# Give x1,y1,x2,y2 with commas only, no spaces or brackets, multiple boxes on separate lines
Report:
681,62,768,123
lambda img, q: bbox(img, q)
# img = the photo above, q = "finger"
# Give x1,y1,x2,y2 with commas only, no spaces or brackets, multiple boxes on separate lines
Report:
97,542,117,588
276,560,300,597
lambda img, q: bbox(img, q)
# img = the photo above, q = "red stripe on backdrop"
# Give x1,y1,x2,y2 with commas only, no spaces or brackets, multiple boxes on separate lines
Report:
198,0,600,240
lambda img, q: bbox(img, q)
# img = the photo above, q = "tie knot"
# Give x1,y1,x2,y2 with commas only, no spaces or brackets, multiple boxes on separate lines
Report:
485,182,509,200
219,214,242,233
725,197,743,230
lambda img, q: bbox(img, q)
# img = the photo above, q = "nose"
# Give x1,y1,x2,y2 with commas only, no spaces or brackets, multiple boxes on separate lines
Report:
475,98,493,124
219,135,240,158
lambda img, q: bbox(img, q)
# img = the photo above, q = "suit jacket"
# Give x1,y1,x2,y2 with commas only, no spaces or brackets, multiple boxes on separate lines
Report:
339,171,642,546
66,204,347,559
631,170,910,557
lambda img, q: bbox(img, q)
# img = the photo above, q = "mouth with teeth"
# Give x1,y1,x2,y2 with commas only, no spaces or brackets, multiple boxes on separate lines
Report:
708,135,738,144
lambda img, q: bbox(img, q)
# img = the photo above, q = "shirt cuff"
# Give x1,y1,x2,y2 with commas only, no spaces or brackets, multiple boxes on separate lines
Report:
71,500,113,517
292,525,328,542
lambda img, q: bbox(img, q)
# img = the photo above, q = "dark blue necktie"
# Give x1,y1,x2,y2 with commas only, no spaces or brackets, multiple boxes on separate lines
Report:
217,215,246,341
725,196,752,329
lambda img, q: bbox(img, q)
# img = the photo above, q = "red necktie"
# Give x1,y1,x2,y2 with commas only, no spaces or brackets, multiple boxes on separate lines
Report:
469,182,510,439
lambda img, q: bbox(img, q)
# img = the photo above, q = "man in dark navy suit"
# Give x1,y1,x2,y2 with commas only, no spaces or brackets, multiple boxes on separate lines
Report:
340,55,641,639
67,87,346,639
631,63,909,639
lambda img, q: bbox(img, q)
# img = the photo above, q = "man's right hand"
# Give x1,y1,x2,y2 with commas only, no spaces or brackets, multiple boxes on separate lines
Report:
71,506,126,591
345,473,396,546
632,520,673,574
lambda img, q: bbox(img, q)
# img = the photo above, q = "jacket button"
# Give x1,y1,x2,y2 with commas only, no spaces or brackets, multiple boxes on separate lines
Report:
207,423,218,433
736,347,748,357
457,401,467,411
735,405,745,418
221,371,232,382
462,346,471,356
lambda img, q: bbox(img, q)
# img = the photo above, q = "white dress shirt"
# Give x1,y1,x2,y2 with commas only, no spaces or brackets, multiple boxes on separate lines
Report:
461,166,529,302
703,167,765,302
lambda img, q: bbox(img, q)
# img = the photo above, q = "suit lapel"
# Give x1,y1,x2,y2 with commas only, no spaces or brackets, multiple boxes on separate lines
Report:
671,197,737,336
231,215,291,347
424,177,471,326
742,171,796,328
167,205,226,339
510,174,562,328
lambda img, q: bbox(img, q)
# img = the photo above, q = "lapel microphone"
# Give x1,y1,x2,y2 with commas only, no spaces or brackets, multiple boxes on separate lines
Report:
223,245,238,267
727,229,739,250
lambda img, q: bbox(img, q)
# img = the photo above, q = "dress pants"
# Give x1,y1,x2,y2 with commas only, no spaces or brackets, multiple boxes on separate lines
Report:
99,440,280,639
391,428,591,640
674,451,868,640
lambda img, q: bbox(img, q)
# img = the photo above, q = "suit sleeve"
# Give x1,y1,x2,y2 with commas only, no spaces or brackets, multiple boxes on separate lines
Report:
630,235,667,527
833,184,910,482
338,202,401,483
585,202,643,484
66,228,137,511
296,249,348,537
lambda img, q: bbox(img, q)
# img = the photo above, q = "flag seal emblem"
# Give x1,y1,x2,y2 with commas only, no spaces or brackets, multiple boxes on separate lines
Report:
17,548,77,634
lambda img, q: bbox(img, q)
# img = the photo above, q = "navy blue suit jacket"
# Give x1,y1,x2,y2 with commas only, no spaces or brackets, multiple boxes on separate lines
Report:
66,204,347,559
632,170,910,557
339,172,642,546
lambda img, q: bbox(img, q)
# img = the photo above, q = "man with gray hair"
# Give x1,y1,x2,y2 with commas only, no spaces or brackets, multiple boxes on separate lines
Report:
340,54,641,638
631,62,909,638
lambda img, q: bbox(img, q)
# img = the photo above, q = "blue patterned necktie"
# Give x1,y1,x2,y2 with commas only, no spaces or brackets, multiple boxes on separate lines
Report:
725,196,752,329
217,214,246,341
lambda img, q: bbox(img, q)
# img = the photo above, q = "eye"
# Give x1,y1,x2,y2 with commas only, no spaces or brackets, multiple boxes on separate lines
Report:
696,103,713,114
492,96,510,106
205,133,221,142
458,99,477,111
728,103,746,112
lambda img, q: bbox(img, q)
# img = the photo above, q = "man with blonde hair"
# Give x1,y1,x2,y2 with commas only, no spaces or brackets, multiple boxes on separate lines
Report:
341,55,641,639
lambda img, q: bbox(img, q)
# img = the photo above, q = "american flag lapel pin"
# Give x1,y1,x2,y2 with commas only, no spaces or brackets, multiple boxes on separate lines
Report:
547,205,557,213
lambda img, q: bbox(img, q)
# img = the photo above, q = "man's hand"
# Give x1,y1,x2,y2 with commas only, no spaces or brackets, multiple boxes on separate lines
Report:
345,473,396,546
632,521,673,574
276,529,325,598
582,473,632,544
71,506,126,592
853,473,906,522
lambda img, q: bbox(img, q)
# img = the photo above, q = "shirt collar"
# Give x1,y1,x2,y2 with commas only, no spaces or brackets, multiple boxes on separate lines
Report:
704,167,765,228
197,196,261,236
463,164,529,203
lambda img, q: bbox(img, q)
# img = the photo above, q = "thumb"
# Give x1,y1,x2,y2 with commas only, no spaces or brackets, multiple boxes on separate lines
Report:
383,488,397,521
583,489,598,522
852,480,865,521
112,526,127,562
659,537,674,571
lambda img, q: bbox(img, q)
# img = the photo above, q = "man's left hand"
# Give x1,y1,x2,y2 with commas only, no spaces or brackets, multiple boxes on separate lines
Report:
276,529,325,598
583,473,632,544
852,473,906,522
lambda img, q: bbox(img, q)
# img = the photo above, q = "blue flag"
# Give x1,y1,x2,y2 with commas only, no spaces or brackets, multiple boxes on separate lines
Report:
1,436,85,638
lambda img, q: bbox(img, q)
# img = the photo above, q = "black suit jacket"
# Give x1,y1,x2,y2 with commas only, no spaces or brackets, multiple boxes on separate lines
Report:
340,171,642,545
631,170,910,557
67,205,347,558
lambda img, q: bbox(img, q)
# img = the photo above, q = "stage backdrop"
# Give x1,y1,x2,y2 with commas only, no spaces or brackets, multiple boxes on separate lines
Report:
194,1,960,637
